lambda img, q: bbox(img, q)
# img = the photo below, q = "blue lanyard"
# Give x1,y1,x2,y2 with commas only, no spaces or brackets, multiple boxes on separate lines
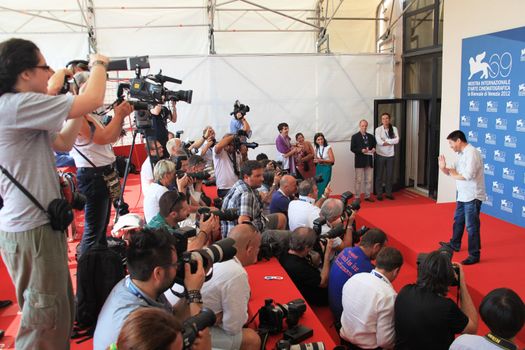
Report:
125,277,154,306
371,270,387,283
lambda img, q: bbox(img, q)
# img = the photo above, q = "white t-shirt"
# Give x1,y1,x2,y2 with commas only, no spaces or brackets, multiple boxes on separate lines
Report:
201,257,249,335
212,148,239,190
0,92,74,232
70,115,116,167
140,157,154,190
143,182,169,223
340,270,397,349
288,196,321,231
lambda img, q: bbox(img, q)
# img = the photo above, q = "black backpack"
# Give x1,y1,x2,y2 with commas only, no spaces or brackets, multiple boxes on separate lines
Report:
74,245,125,335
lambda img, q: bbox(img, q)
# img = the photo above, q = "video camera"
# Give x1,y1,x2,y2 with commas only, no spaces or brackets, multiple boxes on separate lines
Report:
232,129,258,150
182,308,216,350
230,100,250,120
173,237,237,286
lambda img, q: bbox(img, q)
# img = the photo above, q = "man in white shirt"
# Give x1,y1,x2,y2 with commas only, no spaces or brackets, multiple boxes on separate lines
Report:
213,134,241,198
439,130,486,265
340,247,404,350
288,179,330,231
374,113,399,200
143,159,176,223
201,224,261,350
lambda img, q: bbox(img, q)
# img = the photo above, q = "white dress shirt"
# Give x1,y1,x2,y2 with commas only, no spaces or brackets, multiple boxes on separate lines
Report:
340,270,397,349
374,126,399,157
201,257,250,335
288,196,321,231
454,143,486,202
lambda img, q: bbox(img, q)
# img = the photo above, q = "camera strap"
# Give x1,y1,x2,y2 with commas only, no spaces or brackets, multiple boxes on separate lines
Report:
73,146,98,168
0,165,48,214
484,333,517,350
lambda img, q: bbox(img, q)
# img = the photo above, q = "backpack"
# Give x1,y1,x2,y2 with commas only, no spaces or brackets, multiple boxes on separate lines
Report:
75,245,125,334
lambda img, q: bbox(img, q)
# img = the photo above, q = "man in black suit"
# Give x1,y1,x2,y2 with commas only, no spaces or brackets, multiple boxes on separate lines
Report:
351,120,377,202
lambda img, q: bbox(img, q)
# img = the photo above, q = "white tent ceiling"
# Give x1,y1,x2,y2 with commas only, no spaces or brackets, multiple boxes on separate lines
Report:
0,0,386,65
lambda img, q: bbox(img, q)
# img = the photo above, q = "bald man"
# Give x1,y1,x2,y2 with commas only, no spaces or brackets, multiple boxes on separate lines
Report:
269,174,297,218
201,224,261,350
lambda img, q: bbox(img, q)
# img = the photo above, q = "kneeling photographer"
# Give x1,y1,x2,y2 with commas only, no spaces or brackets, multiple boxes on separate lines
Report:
94,227,210,350
148,191,218,251
279,227,334,306
201,224,262,350
394,250,477,350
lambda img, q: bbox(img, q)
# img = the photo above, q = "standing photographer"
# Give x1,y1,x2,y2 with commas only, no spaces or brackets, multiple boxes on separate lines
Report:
150,102,177,157
213,134,242,198
69,71,133,256
229,100,252,162
0,38,108,349
394,251,477,350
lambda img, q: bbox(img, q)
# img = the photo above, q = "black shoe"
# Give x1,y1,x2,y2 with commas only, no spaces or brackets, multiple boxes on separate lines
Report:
0,300,12,309
461,257,480,265
386,195,395,200
377,195,383,201
364,197,375,202
439,241,460,253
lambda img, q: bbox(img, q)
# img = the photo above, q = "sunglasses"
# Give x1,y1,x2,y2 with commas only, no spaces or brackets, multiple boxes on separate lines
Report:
33,65,52,71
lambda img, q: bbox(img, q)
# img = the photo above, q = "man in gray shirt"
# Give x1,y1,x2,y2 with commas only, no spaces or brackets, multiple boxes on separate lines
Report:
439,130,486,265
0,38,108,349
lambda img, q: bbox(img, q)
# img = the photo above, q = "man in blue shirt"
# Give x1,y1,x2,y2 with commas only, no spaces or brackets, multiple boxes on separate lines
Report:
269,175,297,217
328,229,387,322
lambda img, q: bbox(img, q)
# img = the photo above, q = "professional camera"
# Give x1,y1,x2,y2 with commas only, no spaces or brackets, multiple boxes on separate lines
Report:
174,237,237,285
197,207,239,222
186,171,211,180
275,340,325,350
232,135,258,150
416,247,460,287
172,226,198,257
182,308,216,350
258,298,307,334
339,191,361,217
353,225,370,245
313,219,345,245
230,100,250,119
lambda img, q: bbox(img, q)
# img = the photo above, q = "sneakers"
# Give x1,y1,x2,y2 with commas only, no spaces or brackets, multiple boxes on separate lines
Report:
439,241,460,252
461,257,480,265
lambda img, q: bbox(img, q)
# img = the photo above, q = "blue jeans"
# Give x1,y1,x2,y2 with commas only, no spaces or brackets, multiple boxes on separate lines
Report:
77,166,112,256
450,199,482,259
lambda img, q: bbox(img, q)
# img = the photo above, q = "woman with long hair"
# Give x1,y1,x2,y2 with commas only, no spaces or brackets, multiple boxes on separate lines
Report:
294,132,316,179
313,132,335,198
374,112,399,200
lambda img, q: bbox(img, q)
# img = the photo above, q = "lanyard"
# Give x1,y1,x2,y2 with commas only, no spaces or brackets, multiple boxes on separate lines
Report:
371,270,388,284
317,146,324,159
484,333,517,350
125,276,155,307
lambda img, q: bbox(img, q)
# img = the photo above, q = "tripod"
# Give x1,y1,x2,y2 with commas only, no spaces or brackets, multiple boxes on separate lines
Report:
113,111,161,223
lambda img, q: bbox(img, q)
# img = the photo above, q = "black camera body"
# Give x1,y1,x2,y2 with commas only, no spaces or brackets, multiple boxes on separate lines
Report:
258,298,306,334
174,237,237,285
232,130,258,150
231,100,250,119
416,247,460,287
197,207,239,222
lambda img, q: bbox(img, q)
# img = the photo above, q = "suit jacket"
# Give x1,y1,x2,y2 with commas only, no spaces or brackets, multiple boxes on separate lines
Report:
350,132,376,168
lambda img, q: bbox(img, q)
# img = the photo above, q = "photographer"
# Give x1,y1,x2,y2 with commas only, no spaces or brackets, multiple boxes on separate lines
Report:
320,198,355,251
328,229,386,322
201,224,262,350
144,159,177,223
141,138,165,189
288,179,332,231
279,227,333,306
186,155,210,208
220,160,287,237
189,126,216,173
213,133,242,198
94,227,208,350
148,191,218,251
394,251,477,350
229,101,252,162
269,174,297,218
0,38,108,349
67,71,133,256
150,102,177,156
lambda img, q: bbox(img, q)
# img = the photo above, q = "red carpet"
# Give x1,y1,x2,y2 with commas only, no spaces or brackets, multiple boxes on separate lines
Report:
2,184,525,348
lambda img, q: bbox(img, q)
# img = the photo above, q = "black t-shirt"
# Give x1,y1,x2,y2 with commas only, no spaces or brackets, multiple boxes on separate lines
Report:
279,253,328,306
394,284,469,350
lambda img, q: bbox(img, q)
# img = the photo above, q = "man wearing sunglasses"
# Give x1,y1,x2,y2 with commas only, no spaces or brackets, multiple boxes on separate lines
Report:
0,38,108,349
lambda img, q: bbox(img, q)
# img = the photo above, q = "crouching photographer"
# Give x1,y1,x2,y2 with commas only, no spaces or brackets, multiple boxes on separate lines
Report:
394,250,478,350
94,227,210,350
